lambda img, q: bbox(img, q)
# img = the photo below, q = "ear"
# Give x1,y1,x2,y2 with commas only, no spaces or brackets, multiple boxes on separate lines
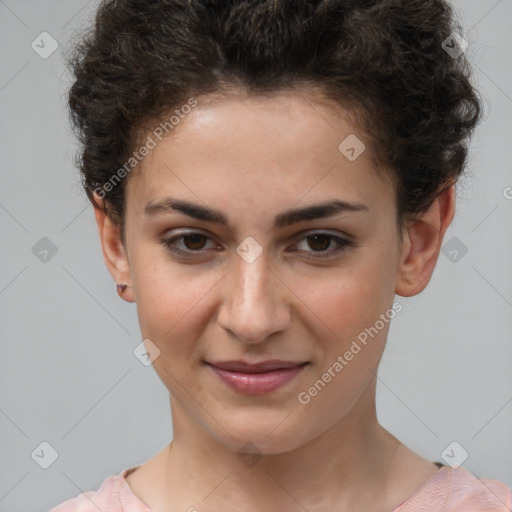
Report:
93,196,135,303
395,183,456,297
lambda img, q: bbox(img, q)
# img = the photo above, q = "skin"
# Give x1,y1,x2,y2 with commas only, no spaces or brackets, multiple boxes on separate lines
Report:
94,89,455,512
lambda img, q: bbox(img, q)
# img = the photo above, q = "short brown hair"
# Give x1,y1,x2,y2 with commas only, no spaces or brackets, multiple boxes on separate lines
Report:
67,0,482,245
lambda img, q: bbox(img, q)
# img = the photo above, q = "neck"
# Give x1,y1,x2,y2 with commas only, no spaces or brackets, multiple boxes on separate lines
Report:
157,377,403,512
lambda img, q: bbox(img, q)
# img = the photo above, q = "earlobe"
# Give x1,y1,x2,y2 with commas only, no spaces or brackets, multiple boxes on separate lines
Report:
93,201,135,303
395,184,456,297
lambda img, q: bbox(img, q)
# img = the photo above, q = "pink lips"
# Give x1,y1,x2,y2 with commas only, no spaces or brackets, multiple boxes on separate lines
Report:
206,360,308,395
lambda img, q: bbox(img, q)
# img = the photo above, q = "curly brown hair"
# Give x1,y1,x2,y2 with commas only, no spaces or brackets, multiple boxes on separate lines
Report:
67,0,482,246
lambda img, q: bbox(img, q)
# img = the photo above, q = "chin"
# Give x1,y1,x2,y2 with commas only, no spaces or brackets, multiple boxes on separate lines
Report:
211,414,313,458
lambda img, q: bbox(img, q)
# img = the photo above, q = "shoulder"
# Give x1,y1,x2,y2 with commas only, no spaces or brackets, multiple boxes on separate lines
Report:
49,474,122,512
397,466,512,512
445,467,512,511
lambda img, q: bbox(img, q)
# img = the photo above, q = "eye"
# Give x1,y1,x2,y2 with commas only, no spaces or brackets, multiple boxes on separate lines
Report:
161,230,354,260
289,232,353,259
161,231,220,257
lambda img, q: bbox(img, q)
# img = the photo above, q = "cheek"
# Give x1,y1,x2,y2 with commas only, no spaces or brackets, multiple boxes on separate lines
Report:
132,261,220,394
292,261,392,347
294,269,392,419
131,252,220,354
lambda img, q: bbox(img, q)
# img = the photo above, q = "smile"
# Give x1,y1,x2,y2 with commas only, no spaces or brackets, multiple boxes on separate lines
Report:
205,361,309,395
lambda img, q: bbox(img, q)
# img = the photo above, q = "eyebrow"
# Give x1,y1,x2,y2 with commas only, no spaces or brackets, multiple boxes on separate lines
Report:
144,197,369,229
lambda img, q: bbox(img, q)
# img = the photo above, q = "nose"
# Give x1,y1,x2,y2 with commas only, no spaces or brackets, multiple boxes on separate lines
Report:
217,251,290,343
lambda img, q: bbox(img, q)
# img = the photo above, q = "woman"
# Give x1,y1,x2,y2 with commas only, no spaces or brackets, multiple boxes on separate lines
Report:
52,0,511,510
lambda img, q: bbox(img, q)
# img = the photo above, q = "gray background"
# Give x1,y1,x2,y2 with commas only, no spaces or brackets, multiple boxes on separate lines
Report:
0,1,511,510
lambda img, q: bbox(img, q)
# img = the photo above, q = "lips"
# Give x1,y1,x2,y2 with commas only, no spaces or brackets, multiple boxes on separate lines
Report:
207,360,307,373
205,360,309,395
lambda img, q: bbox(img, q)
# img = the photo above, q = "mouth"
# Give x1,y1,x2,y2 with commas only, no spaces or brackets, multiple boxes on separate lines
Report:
205,360,309,395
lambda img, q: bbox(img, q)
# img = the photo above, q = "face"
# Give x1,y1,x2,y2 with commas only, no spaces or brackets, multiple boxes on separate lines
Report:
121,90,404,454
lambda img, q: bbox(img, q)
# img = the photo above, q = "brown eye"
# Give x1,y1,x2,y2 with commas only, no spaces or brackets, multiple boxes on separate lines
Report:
182,233,208,250
306,234,332,252
161,231,218,257
291,231,353,259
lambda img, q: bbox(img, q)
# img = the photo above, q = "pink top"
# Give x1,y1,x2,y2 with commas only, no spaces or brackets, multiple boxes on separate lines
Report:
50,465,512,512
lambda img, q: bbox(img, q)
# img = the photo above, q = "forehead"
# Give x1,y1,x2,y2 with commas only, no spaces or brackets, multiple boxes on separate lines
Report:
126,91,394,219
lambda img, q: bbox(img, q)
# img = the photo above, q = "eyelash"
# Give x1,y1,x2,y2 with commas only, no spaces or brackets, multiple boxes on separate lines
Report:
160,230,354,259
